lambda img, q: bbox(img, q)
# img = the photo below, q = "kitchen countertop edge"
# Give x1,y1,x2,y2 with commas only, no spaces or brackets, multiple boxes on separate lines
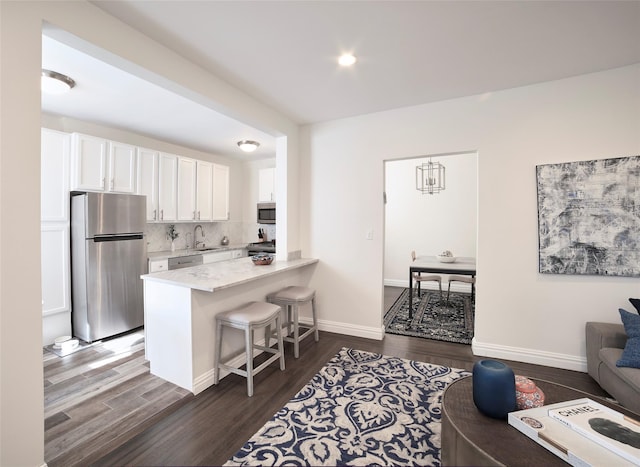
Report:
141,257,318,292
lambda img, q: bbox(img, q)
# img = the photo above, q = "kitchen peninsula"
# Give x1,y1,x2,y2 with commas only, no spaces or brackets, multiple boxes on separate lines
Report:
141,256,318,394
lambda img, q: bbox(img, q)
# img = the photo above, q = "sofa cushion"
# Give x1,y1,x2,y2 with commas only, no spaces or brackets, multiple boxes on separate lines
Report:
601,347,640,393
617,308,640,369
630,298,640,314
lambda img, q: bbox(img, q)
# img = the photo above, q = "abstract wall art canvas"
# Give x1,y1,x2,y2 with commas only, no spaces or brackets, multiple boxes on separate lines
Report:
536,155,640,277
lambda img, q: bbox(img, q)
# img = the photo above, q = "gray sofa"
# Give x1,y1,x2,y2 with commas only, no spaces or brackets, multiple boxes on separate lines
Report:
586,321,640,415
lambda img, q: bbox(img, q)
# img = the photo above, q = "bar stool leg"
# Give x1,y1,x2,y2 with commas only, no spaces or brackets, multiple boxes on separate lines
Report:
264,324,271,349
245,327,254,397
213,320,223,385
293,305,300,358
286,305,292,337
312,297,319,342
276,315,285,370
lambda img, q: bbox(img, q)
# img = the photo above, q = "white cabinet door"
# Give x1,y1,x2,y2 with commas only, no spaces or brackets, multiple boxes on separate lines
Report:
158,153,178,221
71,133,107,191
71,133,136,193
41,129,70,222
212,163,230,221
137,148,159,221
41,224,70,316
148,258,168,273
177,157,197,221
196,161,213,221
258,167,276,202
109,141,136,193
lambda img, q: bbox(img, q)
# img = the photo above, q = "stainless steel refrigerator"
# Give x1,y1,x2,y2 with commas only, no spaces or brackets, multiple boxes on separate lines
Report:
71,192,147,343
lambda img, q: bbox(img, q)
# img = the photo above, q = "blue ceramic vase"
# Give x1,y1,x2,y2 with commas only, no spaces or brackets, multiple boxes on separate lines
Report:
472,359,516,419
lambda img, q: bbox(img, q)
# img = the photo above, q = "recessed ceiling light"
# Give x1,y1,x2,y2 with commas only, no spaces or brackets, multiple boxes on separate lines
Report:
41,69,75,94
338,54,357,67
237,140,260,152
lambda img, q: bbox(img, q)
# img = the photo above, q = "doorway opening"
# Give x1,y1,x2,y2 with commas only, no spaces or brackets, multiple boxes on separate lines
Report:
382,151,478,342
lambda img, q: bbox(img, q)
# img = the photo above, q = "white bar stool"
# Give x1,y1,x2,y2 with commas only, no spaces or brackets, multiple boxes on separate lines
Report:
267,286,319,358
213,301,285,397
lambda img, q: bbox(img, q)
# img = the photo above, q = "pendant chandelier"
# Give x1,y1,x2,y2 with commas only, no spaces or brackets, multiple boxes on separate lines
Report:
416,157,446,195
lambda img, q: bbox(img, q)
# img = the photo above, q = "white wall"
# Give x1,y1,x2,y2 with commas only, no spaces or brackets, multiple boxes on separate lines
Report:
302,64,640,367
384,153,477,286
0,2,299,465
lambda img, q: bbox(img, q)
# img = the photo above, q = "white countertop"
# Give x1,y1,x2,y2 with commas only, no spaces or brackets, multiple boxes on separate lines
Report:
141,256,318,292
147,243,247,261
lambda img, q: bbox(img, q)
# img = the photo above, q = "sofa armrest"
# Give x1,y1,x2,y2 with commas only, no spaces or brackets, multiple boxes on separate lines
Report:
586,322,627,381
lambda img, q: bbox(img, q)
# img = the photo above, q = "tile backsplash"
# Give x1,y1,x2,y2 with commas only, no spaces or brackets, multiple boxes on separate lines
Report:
145,222,276,252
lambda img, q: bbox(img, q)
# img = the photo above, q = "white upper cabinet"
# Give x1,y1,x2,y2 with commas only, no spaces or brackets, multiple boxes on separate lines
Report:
136,147,159,221
212,163,230,221
158,152,178,222
41,129,70,222
109,141,137,193
258,167,276,202
196,160,214,221
70,133,136,193
71,133,107,191
177,157,197,221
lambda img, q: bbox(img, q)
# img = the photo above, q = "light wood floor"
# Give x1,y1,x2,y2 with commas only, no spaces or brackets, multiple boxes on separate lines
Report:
45,287,608,466
43,330,192,466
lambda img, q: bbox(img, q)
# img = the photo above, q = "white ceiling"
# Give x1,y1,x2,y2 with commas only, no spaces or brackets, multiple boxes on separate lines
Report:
43,1,640,159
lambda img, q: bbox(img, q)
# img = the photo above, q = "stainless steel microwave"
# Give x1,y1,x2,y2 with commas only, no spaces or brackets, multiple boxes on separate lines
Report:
257,202,276,224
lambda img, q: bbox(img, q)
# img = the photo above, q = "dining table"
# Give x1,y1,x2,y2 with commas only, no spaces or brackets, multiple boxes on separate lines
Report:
408,256,476,319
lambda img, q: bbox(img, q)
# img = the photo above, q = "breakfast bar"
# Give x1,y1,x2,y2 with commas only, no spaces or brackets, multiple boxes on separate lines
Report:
141,256,318,394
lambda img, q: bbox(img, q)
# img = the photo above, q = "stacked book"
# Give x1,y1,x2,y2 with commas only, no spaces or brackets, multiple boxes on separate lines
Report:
508,398,640,466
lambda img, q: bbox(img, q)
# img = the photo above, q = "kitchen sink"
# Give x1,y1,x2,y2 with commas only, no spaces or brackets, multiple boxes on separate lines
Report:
196,247,220,252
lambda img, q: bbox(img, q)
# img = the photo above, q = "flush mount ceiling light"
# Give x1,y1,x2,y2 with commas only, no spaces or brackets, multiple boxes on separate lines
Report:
237,140,260,153
338,53,357,66
416,157,446,195
41,69,76,94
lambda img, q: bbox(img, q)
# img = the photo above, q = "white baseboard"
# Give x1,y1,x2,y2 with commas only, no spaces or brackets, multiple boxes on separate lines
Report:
193,369,216,395
471,338,588,373
303,317,384,341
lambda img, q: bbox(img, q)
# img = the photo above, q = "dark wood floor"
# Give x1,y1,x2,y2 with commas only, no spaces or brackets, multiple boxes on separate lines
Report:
92,287,608,466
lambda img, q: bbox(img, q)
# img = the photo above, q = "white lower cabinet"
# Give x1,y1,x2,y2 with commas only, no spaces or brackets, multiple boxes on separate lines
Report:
42,128,72,346
41,224,71,344
149,258,169,273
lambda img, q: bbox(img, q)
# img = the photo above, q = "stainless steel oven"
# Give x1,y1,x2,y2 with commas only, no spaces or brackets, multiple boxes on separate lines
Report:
257,202,276,224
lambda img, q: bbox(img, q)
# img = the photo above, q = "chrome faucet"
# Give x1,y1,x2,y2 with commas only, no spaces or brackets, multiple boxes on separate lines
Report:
193,224,205,248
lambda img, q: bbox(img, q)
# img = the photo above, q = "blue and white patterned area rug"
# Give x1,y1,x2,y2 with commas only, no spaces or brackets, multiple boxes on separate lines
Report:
384,288,475,344
225,348,469,466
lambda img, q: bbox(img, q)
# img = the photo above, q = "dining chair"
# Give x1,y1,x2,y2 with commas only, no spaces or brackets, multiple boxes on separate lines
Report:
411,251,442,299
447,275,476,303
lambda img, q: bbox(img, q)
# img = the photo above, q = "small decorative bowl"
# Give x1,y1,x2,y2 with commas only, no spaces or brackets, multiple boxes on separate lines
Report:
436,255,457,263
251,254,274,266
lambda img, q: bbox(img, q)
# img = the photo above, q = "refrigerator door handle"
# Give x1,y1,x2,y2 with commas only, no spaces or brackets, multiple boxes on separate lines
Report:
93,233,144,242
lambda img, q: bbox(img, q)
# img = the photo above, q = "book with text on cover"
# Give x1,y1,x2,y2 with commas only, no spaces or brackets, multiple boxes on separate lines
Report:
548,398,640,465
508,398,635,467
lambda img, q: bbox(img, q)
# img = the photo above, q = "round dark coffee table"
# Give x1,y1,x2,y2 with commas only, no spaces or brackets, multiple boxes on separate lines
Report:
441,376,637,466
